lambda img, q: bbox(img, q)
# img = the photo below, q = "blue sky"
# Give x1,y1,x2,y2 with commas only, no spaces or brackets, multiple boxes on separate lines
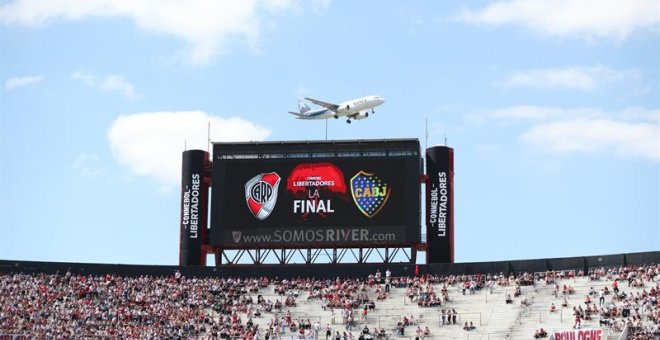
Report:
1,0,658,265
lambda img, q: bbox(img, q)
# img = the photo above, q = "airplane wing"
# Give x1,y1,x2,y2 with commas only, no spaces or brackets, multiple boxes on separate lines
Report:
305,97,340,111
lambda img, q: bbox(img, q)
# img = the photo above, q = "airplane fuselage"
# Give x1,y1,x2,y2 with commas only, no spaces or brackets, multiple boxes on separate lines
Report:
301,108,332,119
335,95,385,116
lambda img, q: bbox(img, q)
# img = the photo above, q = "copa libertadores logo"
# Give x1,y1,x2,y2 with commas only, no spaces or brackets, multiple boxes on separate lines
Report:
245,172,281,220
350,171,391,218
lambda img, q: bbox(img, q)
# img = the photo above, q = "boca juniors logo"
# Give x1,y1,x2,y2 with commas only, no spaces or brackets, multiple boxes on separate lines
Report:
350,171,391,218
245,172,281,220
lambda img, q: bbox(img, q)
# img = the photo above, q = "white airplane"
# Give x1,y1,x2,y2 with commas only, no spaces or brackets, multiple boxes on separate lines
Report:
288,95,385,124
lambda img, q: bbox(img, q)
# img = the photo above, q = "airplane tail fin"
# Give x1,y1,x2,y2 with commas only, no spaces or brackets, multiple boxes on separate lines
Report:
299,102,311,114
289,101,311,118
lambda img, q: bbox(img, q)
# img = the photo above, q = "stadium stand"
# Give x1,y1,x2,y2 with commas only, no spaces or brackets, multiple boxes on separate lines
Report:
1,255,658,339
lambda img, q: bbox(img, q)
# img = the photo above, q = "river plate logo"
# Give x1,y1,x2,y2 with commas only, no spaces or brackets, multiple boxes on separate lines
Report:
245,172,281,220
350,171,391,218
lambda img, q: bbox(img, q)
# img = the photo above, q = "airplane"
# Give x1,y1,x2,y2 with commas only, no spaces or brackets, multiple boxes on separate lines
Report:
288,95,385,124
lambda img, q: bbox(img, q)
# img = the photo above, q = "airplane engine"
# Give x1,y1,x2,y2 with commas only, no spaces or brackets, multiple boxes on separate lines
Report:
353,111,369,120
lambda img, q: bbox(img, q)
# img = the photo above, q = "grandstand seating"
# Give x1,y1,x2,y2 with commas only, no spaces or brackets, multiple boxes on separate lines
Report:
0,265,658,339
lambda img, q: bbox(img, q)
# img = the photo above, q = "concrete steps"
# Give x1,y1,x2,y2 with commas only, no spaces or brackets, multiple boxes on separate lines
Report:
210,277,647,339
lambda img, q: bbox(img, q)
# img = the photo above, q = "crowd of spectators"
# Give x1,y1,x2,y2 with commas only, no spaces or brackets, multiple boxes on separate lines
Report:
0,270,438,339
539,265,660,340
1,264,658,339
1,271,225,338
591,265,660,340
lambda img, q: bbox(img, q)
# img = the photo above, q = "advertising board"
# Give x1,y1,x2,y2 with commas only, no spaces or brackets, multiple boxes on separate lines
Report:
426,146,454,263
210,143,420,247
179,150,209,266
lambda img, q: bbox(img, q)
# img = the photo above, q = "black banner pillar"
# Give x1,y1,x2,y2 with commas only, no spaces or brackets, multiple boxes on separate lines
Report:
425,146,454,263
179,150,210,266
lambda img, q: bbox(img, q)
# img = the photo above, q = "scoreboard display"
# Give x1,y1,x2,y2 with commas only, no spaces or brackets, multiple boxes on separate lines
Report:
209,140,421,248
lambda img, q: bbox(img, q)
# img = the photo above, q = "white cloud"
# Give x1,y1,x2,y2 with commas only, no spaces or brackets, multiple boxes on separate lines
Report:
310,0,332,13
468,106,660,162
4,75,43,89
73,153,103,177
0,0,326,64
100,75,136,99
465,105,602,125
470,106,659,125
503,65,641,91
617,107,660,122
263,0,296,11
71,71,97,87
71,71,136,99
489,106,603,123
521,119,660,161
457,0,659,41
107,111,270,186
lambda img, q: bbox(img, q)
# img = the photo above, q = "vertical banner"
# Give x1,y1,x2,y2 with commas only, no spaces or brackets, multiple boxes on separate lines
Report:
425,146,454,263
179,150,210,266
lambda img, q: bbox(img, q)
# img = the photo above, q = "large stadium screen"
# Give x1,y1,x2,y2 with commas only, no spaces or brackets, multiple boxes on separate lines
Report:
210,153,420,247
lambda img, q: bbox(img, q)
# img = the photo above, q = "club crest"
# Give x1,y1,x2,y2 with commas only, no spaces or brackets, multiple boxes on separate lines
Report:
350,171,391,218
232,231,242,243
245,172,281,220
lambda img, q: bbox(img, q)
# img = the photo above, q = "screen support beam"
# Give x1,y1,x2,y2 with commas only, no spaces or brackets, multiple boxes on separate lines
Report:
211,246,415,265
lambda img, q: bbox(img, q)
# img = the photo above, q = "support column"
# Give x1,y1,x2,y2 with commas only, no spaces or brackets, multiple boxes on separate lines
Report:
179,150,210,266
425,146,454,263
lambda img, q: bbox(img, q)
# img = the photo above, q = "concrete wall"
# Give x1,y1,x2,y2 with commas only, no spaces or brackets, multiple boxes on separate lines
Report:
1,251,657,279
